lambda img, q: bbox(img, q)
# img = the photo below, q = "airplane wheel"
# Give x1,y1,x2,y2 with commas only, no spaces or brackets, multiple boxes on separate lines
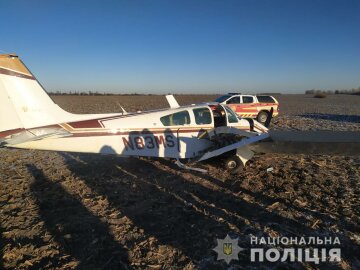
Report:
224,156,243,173
257,111,268,124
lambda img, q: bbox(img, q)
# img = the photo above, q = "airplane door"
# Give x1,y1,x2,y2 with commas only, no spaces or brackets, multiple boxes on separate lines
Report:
222,105,241,127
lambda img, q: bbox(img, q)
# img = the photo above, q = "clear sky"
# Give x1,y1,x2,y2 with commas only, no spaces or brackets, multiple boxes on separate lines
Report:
1,0,359,94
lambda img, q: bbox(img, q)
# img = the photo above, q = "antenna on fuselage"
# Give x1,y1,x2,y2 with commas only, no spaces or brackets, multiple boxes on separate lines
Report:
116,102,127,114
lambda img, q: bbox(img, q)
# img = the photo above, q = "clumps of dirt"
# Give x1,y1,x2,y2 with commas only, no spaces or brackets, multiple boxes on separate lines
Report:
1,150,359,269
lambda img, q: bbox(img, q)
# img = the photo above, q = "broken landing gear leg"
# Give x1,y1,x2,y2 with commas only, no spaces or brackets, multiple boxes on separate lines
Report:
224,146,254,173
175,159,207,173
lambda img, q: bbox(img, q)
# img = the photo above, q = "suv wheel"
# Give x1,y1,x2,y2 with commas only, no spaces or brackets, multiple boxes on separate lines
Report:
257,111,268,124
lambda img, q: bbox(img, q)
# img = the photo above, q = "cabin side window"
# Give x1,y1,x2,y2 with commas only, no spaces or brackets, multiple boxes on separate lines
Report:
160,110,191,126
257,95,275,103
242,96,254,103
193,108,212,125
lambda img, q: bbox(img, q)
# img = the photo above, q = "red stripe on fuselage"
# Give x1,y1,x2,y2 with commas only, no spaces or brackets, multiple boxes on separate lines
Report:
67,119,103,129
66,127,250,137
66,112,166,130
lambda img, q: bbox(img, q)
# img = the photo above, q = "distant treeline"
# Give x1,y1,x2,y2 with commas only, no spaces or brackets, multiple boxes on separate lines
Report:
305,87,360,95
47,91,157,96
257,93,282,95
48,89,360,96
47,91,224,96
47,91,281,96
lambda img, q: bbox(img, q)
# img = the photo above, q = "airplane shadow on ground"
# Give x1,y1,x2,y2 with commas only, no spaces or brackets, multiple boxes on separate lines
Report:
27,164,131,270
59,148,334,268
300,113,360,124
0,225,6,269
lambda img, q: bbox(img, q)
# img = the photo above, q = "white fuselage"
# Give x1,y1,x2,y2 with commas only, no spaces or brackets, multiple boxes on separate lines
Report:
12,105,254,159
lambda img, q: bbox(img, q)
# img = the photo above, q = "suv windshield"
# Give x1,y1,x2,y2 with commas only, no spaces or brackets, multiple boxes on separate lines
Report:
226,96,240,104
215,95,231,103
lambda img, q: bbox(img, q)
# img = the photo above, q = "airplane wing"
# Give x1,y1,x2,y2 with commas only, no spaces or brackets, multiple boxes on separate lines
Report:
193,128,360,170
249,130,360,156
197,133,269,162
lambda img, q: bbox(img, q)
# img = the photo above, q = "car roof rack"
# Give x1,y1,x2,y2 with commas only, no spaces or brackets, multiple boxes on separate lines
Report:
228,92,242,95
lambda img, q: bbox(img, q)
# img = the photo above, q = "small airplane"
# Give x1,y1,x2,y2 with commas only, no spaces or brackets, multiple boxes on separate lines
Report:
1,54,360,173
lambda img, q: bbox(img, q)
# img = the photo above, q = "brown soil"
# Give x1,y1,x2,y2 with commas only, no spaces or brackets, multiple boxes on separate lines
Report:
0,94,359,269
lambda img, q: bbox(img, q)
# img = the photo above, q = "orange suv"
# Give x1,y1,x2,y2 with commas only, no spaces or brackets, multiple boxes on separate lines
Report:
215,93,279,123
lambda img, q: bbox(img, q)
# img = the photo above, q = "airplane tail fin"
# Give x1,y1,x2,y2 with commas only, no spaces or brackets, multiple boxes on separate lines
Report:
0,54,76,134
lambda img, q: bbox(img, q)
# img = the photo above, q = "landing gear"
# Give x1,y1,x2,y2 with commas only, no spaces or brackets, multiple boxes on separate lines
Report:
224,155,243,173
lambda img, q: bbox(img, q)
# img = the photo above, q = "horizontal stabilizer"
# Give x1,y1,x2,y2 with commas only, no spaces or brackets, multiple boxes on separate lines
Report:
3,127,71,146
249,130,360,155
